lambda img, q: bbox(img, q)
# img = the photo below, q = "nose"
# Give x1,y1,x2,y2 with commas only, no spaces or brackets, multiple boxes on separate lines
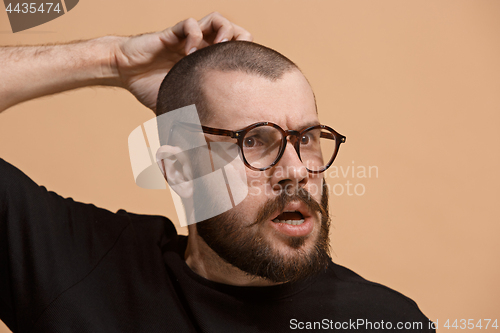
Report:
270,136,308,193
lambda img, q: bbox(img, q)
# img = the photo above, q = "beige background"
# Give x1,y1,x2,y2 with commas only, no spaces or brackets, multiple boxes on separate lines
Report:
1,0,499,331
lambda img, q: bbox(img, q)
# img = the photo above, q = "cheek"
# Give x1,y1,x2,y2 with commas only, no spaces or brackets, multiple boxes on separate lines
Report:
241,171,273,208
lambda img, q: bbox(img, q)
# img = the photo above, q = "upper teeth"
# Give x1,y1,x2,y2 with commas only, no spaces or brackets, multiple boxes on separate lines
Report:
273,219,305,225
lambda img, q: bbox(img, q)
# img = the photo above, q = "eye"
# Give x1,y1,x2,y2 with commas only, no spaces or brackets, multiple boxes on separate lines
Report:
243,136,262,148
300,134,310,145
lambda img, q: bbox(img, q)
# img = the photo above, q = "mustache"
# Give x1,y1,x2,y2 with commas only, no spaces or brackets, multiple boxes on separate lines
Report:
251,187,327,227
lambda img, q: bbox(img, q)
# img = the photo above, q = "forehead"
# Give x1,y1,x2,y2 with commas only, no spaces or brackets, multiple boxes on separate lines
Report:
201,70,319,130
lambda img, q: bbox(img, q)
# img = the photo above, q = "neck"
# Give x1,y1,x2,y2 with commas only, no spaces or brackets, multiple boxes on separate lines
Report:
184,225,280,287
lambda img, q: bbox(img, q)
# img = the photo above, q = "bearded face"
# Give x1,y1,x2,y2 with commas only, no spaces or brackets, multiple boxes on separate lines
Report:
196,182,331,283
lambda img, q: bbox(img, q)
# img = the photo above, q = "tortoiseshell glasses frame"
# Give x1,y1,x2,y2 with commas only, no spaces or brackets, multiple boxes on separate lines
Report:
176,121,346,174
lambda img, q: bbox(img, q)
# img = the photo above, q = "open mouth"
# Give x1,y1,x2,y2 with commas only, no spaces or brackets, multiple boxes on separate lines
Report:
268,202,314,237
272,211,305,225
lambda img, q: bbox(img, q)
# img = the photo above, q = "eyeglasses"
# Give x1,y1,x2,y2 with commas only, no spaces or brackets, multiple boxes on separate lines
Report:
176,122,346,174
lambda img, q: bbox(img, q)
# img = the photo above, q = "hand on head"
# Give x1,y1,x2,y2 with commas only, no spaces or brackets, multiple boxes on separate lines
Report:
113,12,253,111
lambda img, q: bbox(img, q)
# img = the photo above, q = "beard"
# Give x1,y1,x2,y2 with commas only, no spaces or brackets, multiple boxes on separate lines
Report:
195,181,331,283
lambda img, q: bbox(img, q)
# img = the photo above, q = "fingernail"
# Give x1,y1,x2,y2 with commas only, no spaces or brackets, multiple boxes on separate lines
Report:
188,47,197,55
220,38,229,43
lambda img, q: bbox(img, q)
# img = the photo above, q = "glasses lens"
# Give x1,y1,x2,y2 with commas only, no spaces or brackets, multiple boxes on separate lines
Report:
242,125,282,169
300,128,337,172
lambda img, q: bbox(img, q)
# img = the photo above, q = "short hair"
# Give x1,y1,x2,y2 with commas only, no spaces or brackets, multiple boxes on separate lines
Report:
155,41,299,124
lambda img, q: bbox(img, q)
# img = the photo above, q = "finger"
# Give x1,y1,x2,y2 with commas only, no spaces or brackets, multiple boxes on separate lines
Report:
159,21,184,46
198,12,239,43
211,22,253,43
231,23,253,42
179,18,204,55
169,17,203,55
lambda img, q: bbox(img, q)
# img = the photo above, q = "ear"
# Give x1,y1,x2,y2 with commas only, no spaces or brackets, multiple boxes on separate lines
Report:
156,145,194,198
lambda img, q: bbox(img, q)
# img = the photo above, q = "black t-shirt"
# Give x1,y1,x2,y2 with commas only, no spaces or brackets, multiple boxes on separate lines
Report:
0,158,434,332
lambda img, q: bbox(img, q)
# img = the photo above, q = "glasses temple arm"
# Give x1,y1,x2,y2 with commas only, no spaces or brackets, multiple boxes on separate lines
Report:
175,122,234,137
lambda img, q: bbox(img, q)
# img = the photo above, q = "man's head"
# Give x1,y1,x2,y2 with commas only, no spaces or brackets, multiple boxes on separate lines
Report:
156,41,298,125
156,41,331,284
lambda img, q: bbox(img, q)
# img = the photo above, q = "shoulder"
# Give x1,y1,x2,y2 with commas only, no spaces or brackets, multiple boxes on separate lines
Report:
0,157,178,244
0,157,37,197
310,261,432,326
119,210,178,242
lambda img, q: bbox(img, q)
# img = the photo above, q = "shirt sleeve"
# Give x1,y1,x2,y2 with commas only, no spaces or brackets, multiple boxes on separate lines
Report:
0,158,131,332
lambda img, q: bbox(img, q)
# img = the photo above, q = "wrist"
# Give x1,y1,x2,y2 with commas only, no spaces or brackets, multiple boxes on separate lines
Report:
91,35,126,87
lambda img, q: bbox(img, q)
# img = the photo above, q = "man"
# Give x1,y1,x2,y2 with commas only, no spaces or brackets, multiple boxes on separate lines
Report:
0,13,434,332
153,42,335,287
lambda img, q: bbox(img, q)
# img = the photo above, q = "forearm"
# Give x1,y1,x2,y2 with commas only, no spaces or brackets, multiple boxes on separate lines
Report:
0,36,123,112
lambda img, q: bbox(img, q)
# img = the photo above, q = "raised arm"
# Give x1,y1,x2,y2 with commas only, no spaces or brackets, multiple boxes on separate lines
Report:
0,12,252,113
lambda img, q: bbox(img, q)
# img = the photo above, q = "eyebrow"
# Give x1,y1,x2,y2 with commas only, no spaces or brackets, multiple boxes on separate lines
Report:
177,120,323,135
300,121,321,129
234,121,322,132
